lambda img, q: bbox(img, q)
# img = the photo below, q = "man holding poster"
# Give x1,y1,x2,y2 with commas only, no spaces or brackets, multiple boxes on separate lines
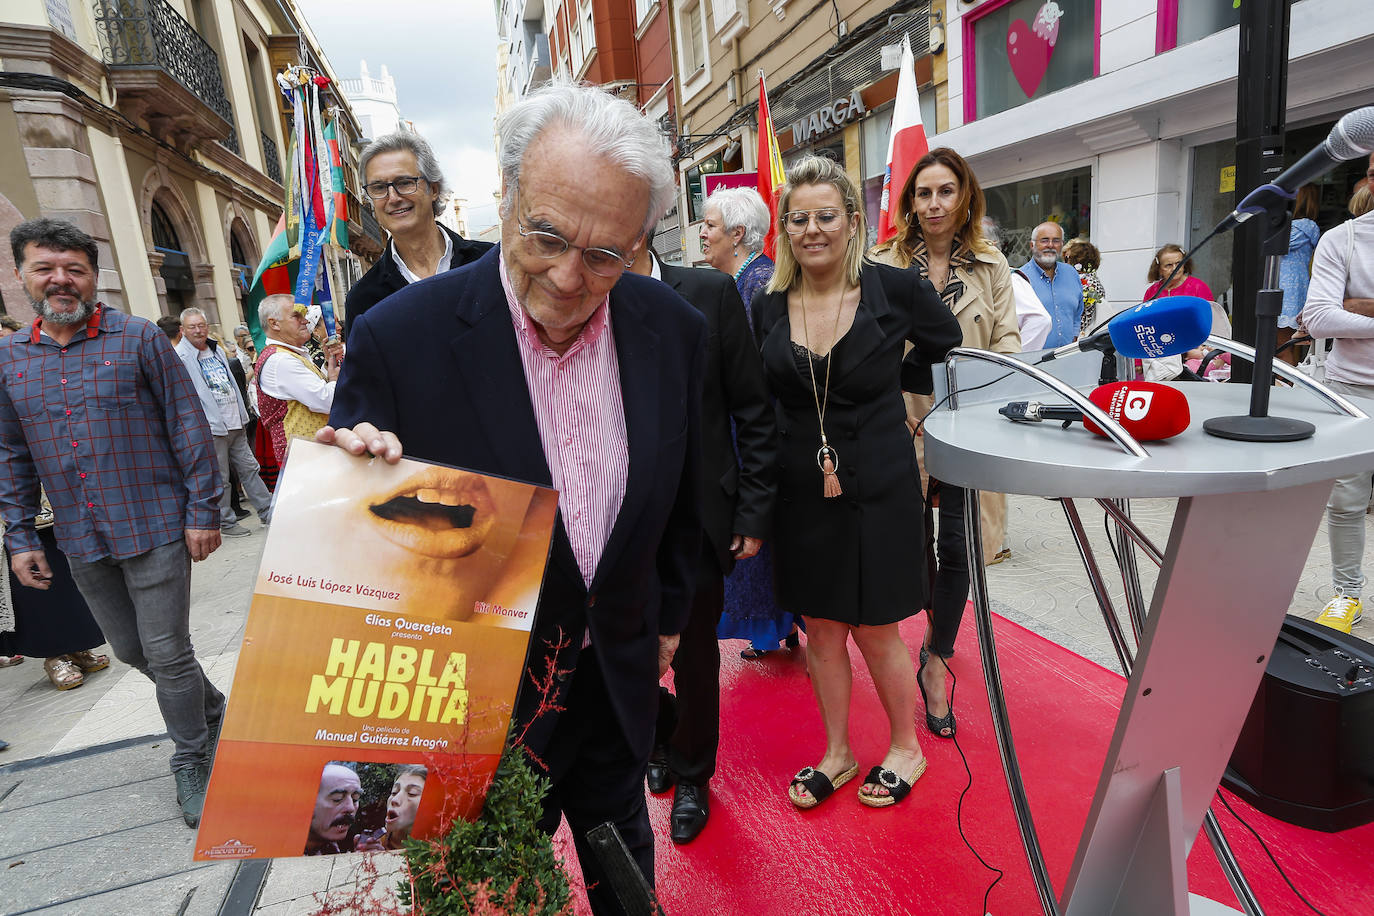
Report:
324,81,703,916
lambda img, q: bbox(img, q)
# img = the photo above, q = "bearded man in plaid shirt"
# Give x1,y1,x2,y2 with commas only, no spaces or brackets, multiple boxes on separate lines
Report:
0,218,225,827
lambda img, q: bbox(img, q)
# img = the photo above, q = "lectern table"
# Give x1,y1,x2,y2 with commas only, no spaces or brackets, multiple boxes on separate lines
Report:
921,357,1374,916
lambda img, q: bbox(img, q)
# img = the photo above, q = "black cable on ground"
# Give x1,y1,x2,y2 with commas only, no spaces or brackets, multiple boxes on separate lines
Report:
1214,789,1331,916
930,653,1005,914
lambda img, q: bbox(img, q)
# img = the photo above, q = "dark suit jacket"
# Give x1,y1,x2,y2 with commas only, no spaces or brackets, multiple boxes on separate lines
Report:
331,246,706,766
343,223,492,331
658,263,776,576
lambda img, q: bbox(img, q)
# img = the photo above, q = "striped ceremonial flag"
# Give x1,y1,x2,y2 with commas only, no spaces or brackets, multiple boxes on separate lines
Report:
756,71,786,260
243,216,291,349
877,34,930,243
323,119,349,248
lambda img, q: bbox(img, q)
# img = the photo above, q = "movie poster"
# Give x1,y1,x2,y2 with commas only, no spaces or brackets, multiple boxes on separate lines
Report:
194,440,558,861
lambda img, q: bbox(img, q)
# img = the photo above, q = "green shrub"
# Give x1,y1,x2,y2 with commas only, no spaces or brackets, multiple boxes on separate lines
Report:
399,747,572,916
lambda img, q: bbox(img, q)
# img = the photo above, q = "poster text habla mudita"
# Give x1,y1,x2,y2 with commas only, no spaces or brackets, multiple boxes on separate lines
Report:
305,639,468,725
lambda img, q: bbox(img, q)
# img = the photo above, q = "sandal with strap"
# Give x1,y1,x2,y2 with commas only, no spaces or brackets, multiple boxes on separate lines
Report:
0,655,23,668
64,650,108,672
858,759,928,808
66,650,110,673
788,761,859,809
918,654,956,739
43,656,84,690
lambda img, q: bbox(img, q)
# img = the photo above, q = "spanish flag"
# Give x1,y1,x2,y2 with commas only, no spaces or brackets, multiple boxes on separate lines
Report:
756,71,786,260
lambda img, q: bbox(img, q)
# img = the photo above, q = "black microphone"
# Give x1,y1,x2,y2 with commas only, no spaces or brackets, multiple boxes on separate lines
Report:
998,402,1081,425
1216,106,1374,233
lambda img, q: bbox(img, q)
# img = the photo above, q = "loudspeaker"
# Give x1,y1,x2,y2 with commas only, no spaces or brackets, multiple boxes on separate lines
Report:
1223,616,1374,832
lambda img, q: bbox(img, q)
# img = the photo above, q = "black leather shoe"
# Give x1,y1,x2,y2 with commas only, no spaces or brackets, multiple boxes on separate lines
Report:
670,782,709,845
646,748,674,795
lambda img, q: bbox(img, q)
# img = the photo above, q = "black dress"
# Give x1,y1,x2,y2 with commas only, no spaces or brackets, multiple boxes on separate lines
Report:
751,262,962,625
0,526,105,657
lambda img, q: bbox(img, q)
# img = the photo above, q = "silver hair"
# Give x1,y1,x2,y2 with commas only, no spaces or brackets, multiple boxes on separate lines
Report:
233,324,250,335
179,307,206,323
495,80,674,235
359,132,447,217
258,293,295,330
704,187,770,251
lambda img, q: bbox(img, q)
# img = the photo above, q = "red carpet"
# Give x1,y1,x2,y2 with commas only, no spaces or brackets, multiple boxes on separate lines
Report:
561,609,1371,915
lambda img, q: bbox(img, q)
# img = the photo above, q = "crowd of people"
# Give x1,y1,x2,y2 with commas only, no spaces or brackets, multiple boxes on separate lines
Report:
1,78,1371,914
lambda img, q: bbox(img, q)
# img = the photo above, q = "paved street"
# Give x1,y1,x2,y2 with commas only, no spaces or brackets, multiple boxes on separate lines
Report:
0,495,1366,915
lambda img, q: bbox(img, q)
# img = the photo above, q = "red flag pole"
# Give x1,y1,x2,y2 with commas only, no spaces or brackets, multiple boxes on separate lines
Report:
756,71,784,260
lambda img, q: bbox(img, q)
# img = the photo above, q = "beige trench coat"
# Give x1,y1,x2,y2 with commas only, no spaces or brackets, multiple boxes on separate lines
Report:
869,244,1020,562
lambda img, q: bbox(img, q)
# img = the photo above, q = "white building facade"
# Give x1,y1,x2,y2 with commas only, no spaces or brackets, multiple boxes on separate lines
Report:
339,61,411,143
934,0,1374,320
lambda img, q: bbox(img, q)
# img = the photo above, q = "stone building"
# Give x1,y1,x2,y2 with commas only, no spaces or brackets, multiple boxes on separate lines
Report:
0,0,382,329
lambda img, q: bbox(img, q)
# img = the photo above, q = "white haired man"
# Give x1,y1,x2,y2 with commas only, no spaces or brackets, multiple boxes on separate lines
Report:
322,82,705,915
175,308,272,535
255,294,339,464
344,131,493,326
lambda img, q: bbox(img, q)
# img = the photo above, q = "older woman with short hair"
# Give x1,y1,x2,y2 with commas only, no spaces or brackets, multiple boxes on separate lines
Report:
699,186,795,659
1063,238,1106,335
700,187,774,308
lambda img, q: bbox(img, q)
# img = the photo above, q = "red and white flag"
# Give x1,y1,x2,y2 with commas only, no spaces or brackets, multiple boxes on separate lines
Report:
877,34,930,243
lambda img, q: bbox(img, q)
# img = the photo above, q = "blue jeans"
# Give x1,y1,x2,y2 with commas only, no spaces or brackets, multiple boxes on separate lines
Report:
67,539,225,771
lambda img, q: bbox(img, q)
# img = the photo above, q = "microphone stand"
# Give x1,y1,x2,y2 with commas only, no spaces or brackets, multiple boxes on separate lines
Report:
1204,193,1316,442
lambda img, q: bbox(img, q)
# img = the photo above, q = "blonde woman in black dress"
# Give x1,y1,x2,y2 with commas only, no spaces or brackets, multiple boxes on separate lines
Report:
751,156,961,808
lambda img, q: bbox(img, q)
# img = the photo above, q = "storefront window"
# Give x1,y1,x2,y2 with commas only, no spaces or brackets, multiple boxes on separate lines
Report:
982,165,1092,267
1159,0,1243,52
1188,123,1367,314
969,0,1096,120
860,103,892,248
685,153,724,222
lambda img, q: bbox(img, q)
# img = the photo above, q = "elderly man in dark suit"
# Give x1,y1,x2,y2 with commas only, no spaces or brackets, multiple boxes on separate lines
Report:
629,246,775,844
344,131,492,326
321,83,704,916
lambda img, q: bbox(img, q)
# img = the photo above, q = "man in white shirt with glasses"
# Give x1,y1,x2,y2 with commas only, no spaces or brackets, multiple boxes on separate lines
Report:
343,132,492,328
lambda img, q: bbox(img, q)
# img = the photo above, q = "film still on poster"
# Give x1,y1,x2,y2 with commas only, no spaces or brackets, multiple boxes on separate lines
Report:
194,440,558,860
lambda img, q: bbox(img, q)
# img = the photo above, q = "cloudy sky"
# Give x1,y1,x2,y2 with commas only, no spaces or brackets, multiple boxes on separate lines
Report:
298,0,504,233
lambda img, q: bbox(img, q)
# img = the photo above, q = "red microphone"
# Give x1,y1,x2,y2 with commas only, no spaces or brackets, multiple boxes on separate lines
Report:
999,382,1191,442
1082,382,1191,440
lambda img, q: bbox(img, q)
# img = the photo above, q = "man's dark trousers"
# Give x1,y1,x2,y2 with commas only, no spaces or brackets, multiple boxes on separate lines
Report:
538,653,654,916
655,539,726,786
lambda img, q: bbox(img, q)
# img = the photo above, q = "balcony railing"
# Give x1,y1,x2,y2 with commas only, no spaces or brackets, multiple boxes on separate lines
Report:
262,132,282,185
220,124,239,155
93,0,233,123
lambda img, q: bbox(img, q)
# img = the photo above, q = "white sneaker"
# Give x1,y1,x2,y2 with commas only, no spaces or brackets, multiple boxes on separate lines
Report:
1316,592,1363,634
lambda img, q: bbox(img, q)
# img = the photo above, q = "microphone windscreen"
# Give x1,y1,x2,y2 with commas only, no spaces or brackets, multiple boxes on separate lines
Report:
1083,382,1191,441
1106,296,1213,358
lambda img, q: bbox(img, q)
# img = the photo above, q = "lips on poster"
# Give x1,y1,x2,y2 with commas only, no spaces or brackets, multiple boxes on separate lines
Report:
194,441,559,860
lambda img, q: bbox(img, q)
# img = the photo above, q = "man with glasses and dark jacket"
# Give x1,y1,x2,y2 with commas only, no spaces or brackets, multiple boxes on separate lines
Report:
343,132,492,327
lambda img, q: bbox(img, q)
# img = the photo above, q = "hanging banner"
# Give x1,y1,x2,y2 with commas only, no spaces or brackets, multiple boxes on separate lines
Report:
193,441,559,860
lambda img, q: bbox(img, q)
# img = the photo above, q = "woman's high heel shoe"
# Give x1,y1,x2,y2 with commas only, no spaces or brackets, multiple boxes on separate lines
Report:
917,653,956,738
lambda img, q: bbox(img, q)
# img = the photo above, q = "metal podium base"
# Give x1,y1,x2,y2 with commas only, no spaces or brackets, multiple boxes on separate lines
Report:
1204,414,1316,441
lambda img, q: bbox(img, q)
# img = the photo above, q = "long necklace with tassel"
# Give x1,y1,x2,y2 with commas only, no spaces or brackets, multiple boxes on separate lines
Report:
800,287,844,499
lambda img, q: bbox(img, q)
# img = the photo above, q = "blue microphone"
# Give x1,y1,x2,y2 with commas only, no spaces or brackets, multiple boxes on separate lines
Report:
1037,295,1214,363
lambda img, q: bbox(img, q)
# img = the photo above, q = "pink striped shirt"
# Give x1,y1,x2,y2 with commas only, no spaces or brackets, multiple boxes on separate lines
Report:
500,256,628,588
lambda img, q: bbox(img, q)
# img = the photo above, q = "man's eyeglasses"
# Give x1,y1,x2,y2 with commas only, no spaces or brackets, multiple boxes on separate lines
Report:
783,208,847,234
514,191,635,278
363,176,426,200
1033,237,1064,247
